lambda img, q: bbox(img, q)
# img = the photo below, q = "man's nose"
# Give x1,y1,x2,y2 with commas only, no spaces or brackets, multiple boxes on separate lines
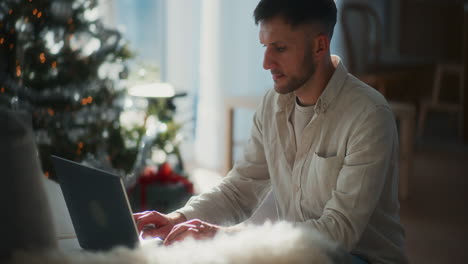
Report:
263,48,275,70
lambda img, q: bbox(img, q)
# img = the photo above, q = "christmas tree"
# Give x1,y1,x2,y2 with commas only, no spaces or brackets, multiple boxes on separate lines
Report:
0,0,136,179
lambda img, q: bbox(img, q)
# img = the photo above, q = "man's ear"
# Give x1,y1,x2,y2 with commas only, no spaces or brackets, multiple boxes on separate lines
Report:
313,34,330,57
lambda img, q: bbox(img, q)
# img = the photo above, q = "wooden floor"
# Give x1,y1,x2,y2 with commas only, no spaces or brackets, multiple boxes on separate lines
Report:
401,115,468,263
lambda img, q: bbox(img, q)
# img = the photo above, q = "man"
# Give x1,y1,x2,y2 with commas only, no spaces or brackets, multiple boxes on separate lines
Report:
134,0,408,263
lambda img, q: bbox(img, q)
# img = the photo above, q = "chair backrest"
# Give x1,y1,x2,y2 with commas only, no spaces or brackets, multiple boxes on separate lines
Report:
341,3,382,74
431,63,464,105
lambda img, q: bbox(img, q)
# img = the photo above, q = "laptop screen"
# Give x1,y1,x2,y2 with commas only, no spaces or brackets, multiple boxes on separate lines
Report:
51,156,139,251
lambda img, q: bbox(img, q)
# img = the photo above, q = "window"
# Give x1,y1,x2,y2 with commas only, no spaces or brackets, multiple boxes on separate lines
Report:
101,0,167,81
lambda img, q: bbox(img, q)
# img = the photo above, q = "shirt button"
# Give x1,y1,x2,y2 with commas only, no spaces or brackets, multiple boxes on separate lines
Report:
294,185,300,192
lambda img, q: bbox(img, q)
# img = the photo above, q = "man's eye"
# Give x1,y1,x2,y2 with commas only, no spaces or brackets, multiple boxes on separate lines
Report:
276,47,286,52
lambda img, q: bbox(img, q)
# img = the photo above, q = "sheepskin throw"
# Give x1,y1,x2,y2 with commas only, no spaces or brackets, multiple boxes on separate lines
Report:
8,222,352,264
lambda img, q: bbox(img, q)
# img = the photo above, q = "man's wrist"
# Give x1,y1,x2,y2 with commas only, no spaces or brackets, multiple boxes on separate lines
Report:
167,212,187,225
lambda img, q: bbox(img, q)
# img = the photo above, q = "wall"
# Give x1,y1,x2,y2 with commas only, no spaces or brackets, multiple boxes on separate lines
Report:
164,0,202,165
218,0,272,97
165,0,273,170
399,0,463,61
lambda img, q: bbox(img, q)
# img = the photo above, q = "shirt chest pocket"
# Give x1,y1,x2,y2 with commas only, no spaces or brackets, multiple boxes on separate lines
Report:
308,152,343,193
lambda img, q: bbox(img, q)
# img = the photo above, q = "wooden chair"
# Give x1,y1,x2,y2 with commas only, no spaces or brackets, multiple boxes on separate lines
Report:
342,3,465,141
224,96,262,175
417,64,464,139
341,3,380,75
341,3,416,200
341,3,409,95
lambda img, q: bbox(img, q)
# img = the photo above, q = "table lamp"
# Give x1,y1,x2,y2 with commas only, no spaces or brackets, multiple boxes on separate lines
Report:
124,82,178,188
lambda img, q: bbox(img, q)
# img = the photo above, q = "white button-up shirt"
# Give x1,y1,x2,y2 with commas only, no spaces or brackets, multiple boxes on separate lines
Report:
178,57,408,263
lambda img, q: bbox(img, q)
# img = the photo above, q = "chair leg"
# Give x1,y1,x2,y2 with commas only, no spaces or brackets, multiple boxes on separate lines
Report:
417,104,428,139
458,111,464,141
398,112,415,201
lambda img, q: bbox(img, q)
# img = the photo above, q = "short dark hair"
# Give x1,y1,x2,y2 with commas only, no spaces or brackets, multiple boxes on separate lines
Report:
253,0,337,38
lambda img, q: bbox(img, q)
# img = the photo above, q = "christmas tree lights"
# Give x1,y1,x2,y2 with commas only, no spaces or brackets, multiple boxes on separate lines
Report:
0,0,136,179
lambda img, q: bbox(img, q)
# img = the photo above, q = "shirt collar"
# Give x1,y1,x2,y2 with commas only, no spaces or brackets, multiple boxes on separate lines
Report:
276,55,349,114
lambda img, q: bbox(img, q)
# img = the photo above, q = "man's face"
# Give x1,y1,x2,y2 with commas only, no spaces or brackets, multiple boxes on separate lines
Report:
259,16,317,94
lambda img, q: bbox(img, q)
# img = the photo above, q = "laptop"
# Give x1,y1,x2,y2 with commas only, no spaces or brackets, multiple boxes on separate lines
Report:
51,155,162,251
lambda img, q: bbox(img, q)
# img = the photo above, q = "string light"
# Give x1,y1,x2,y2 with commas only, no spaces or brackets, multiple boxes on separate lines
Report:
68,18,73,24
0,38,4,45
44,171,49,178
33,9,37,15
39,52,46,63
47,108,54,116
9,43,14,50
16,65,21,77
81,96,93,105
1,87,5,93
77,142,84,155
37,12,42,18
51,61,57,68
8,9,13,15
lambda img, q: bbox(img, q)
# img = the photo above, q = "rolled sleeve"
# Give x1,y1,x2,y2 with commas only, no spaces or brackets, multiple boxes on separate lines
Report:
176,97,271,225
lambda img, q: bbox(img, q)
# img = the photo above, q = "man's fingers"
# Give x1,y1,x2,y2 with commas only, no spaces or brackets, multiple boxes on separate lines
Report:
132,211,147,217
164,227,201,246
133,211,153,223
169,223,197,238
133,211,151,220
136,216,154,232
164,224,197,246
132,210,178,240
173,228,202,243
184,219,203,226
135,211,167,232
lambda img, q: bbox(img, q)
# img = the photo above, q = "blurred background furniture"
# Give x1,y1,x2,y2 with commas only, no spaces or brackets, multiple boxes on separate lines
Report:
341,2,410,96
389,102,416,200
341,2,418,200
224,96,262,175
464,3,468,142
417,63,464,139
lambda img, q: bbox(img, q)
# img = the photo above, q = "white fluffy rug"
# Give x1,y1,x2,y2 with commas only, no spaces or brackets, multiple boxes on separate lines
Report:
9,222,351,264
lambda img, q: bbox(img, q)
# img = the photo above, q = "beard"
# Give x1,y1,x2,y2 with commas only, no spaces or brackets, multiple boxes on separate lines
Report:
273,49,316,95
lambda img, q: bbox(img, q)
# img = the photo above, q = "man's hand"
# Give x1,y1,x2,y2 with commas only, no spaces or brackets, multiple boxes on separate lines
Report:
164,219,223,246
133,211,187,239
